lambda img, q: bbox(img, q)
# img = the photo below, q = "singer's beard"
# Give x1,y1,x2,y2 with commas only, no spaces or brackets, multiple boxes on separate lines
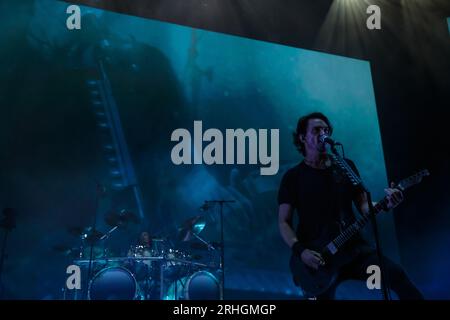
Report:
316,142,326,153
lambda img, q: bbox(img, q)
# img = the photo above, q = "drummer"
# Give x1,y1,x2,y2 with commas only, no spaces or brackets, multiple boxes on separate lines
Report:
128,231,153,257
127,231,162,299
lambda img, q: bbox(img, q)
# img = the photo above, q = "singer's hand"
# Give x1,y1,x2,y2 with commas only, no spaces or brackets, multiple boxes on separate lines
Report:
301,249,326,270
384,182,404,210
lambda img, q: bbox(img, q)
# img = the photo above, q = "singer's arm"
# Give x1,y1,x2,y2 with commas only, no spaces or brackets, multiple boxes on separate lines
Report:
278,203,298,248
278,203,325,269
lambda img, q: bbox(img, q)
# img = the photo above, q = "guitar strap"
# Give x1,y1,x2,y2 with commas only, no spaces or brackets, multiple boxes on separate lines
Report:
330,162,347,233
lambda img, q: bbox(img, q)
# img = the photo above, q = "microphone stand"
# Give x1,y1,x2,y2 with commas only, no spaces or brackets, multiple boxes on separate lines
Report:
366,192,391,300
205,200,235,300
327,144,390,301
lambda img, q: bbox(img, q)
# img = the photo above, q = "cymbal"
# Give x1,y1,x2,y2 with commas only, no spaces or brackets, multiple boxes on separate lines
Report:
105,209,140,227
67,226,105,244
53,244,72,253
82,229,104,244
178,215,206,242
52,245,79,258
67,226,85,237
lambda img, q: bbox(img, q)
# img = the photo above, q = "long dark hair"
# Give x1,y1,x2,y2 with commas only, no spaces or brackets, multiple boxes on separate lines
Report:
292,112,333,155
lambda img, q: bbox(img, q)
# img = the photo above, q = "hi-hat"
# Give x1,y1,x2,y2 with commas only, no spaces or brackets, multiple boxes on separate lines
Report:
82,228,104,244
67,226,85,237
67,226,104,244
52,245,81,258
53,245,75,255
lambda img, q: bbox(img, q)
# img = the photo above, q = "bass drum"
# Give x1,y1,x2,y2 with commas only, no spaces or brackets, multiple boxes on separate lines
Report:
88,266,141,300
164,271,221,300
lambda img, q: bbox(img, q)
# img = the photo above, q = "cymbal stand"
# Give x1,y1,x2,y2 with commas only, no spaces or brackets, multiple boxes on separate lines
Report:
205,200,235,300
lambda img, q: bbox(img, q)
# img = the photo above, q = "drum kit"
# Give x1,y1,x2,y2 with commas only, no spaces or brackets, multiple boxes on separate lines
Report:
57,209,222,300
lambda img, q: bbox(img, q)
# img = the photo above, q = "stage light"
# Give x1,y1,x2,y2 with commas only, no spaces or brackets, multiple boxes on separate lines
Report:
112,183,124,190
315,0,370,56
110,170,121,177
86,80,98,87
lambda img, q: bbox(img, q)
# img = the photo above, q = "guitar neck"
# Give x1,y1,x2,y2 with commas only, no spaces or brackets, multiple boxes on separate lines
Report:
327,197,388,253
323,168,428,255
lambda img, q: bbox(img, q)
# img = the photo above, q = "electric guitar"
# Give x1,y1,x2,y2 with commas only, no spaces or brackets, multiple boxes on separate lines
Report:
289,169,430,296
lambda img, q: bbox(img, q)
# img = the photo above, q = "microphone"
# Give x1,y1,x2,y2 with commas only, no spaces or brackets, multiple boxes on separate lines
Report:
319,134,340,146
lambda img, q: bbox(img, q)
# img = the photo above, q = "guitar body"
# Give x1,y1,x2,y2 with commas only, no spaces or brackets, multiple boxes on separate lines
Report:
289,236,359,297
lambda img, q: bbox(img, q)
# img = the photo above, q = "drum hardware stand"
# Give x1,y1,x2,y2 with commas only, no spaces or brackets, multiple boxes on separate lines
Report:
204,200,235,300
172,276,185,300
99,225,120,258
160,260,166,300
85,181,105,299
100,225,119,241
192,232,217,251
327,144,391,300
0,208,17,299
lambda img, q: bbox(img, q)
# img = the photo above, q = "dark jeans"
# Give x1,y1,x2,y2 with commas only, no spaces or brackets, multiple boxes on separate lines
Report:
315,251,424,300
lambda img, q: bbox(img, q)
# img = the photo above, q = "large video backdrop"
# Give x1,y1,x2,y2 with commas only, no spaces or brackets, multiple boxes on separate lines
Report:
0,1,394,299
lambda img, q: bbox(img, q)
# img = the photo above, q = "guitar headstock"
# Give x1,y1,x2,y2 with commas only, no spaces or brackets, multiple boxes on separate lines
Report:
397,169,430,191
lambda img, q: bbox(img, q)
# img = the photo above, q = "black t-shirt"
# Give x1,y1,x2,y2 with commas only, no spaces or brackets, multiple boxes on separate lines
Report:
278,159,366,247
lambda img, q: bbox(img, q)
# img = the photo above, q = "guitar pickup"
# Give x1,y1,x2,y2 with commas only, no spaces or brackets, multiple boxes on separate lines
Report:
326,242,338,255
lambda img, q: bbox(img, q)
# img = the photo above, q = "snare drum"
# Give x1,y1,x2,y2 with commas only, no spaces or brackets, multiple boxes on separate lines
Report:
164,248,191,278
88,266,140,300
127,245,159,281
